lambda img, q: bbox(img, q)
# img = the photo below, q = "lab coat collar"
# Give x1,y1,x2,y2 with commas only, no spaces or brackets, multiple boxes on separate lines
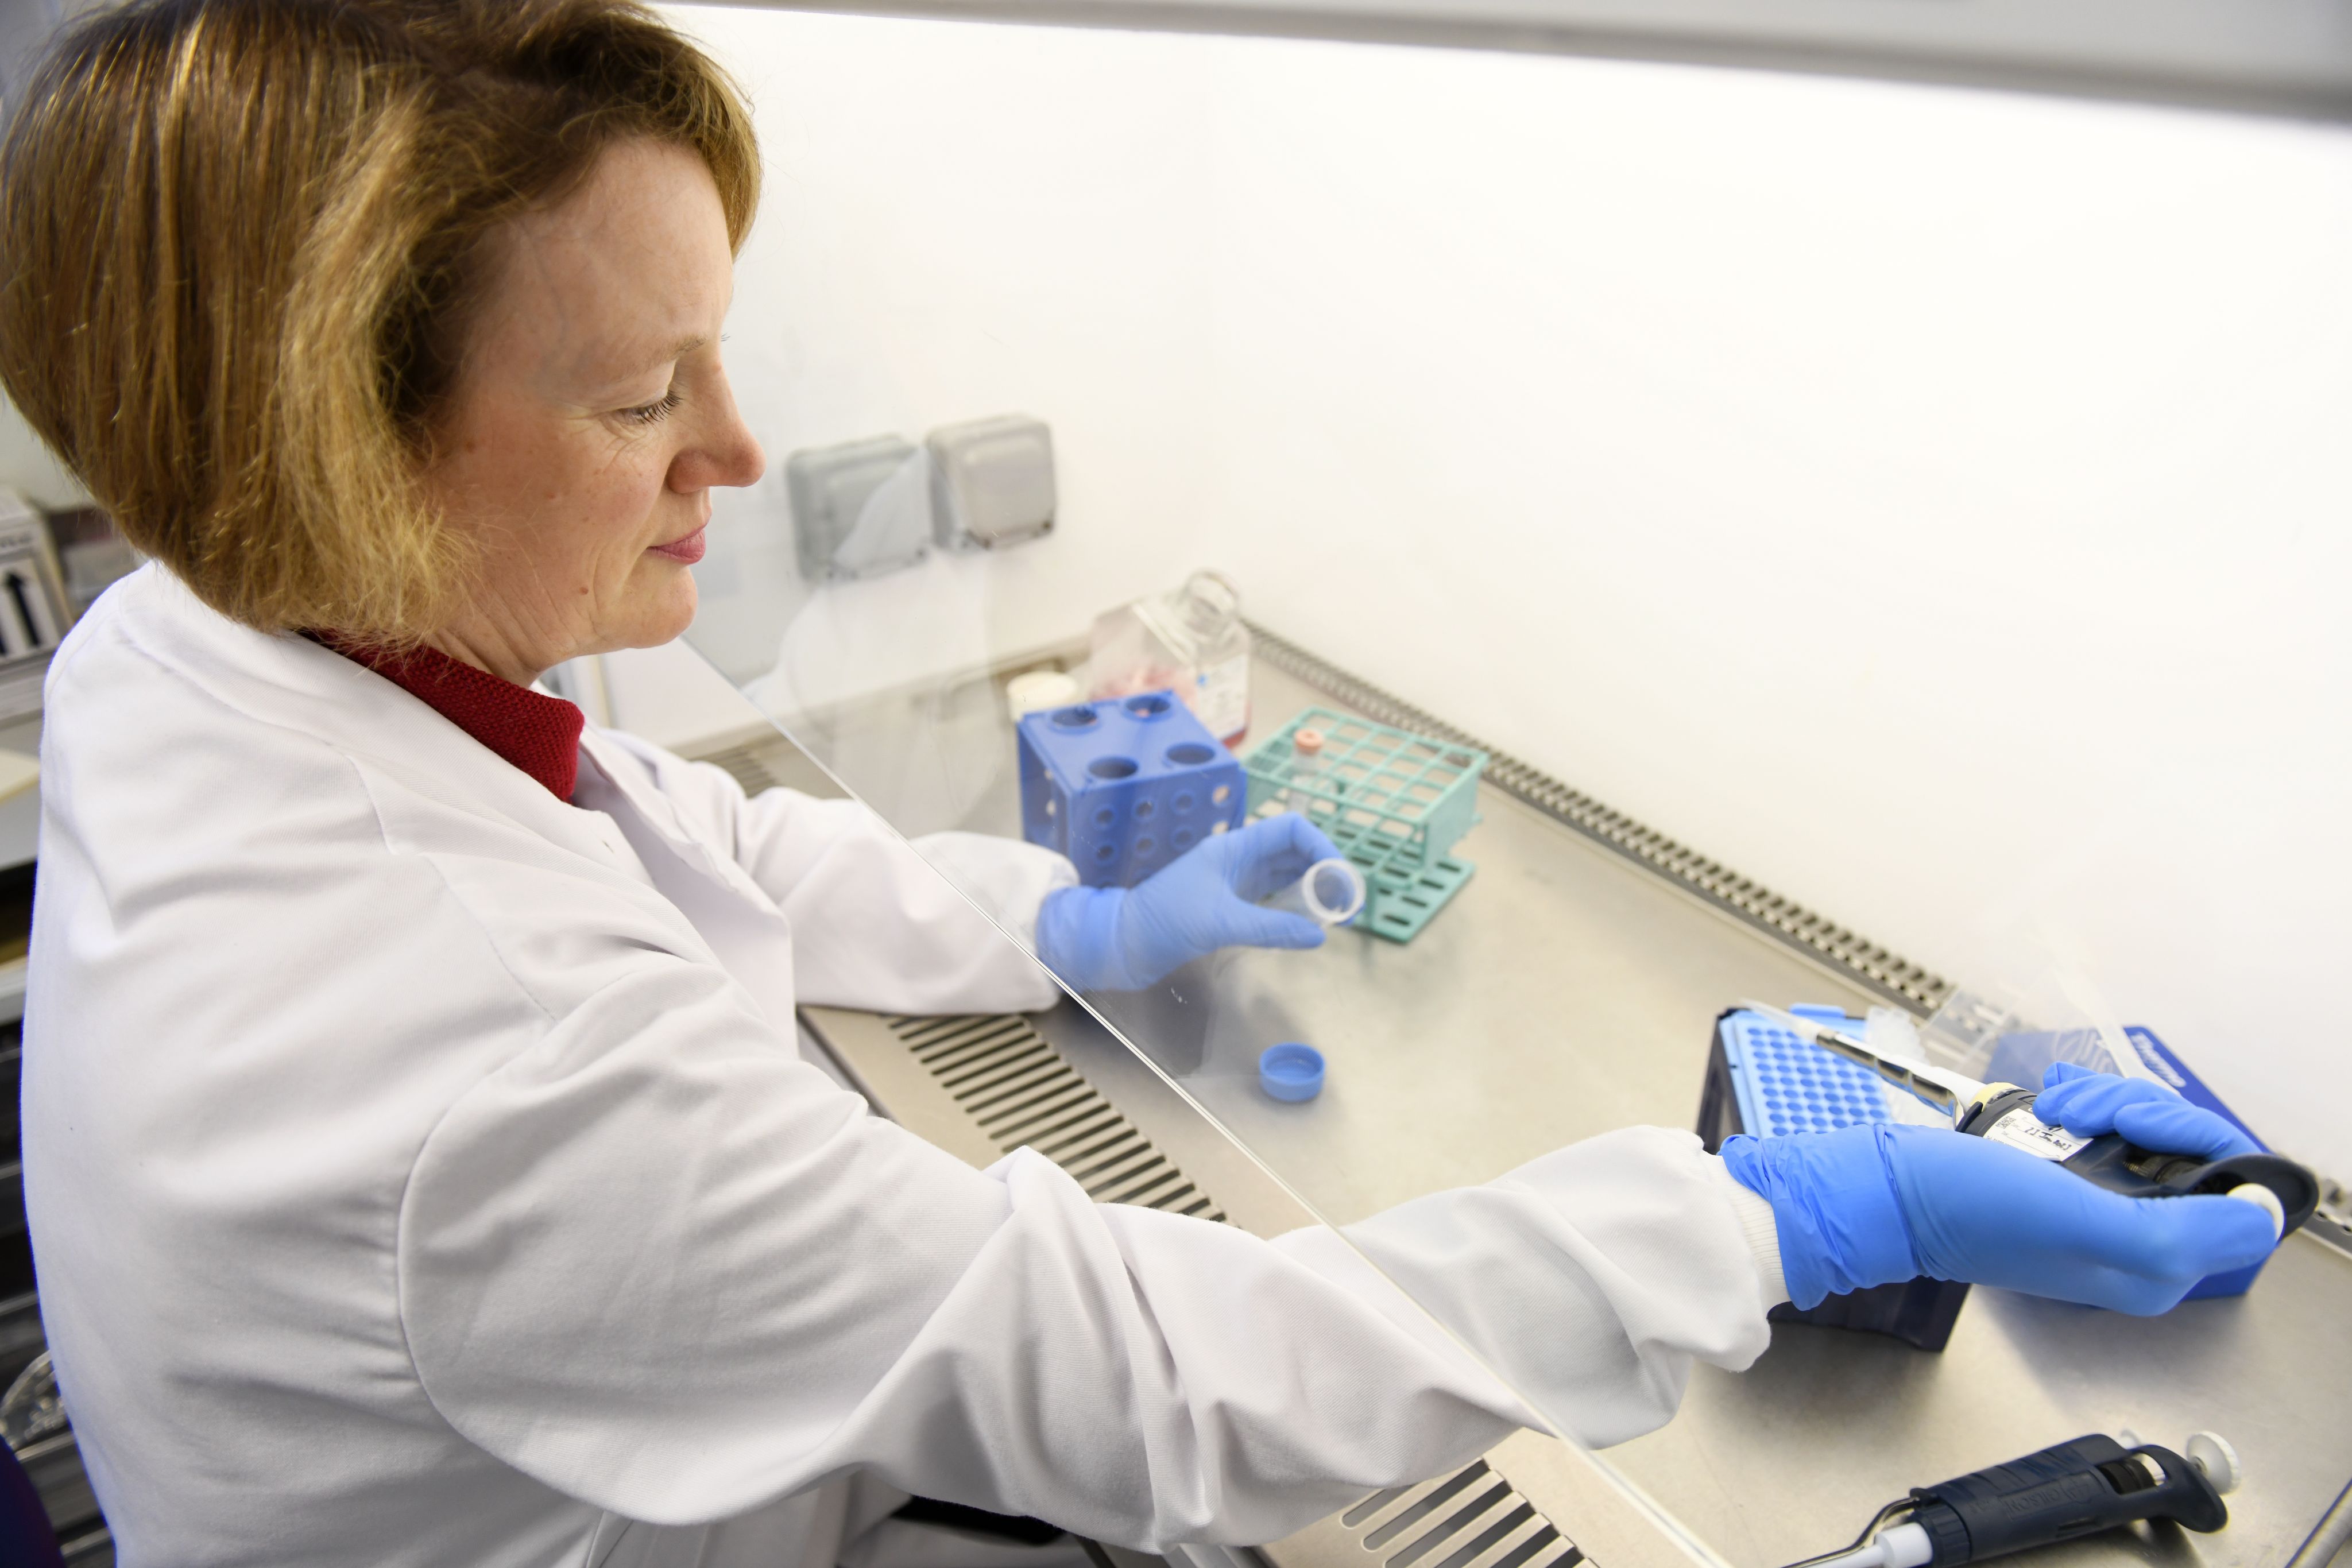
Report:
310,632,585,800
90,567,604,858
82,569,795,1017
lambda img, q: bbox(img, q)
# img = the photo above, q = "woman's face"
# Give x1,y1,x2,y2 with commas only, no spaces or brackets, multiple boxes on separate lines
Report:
420,138,764,683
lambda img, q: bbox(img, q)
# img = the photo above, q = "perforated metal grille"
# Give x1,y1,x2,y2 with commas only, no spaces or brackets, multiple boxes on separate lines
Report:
876,1013,1591,1565
697,731,811,799
1247,623,1952,1015
883,1013,1228,1219
1336,1459,1583,1568
700,740,781,798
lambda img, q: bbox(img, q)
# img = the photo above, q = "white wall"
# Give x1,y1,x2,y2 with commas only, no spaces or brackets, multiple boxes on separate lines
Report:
0,396,87,511
3,0,105,508
665,6,2352,1177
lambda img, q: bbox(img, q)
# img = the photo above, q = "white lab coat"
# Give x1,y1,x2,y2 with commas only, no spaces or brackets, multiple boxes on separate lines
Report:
24,566,1786,1568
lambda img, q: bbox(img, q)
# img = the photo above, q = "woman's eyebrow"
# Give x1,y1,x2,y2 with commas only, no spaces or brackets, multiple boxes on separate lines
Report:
632,334,706,374
579,334,706,397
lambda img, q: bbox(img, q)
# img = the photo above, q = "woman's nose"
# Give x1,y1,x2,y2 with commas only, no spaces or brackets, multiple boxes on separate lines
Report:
675,389,765,493
710,415,764,490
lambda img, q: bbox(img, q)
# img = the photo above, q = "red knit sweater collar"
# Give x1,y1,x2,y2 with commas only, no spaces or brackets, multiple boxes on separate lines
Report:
313,634,585,800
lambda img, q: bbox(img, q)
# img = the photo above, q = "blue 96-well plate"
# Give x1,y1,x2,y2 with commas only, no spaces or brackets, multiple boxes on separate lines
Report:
1722,1009,1900,1137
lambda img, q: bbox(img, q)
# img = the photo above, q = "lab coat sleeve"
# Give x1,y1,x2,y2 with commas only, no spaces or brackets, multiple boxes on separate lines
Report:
590,728,1077,1014
1285,1132,1780,1449
397,954,1776,1543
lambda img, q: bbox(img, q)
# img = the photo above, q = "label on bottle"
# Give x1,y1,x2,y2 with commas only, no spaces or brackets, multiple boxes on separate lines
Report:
1980,1106,2091,1162
1190,653,1250,744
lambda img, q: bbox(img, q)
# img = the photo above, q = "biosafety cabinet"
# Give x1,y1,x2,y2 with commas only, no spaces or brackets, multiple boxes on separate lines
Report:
657,1,2352,1564
0,491,126,1555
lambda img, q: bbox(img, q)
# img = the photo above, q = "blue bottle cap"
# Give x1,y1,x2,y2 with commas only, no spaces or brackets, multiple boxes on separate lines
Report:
1259,1043,1325,1102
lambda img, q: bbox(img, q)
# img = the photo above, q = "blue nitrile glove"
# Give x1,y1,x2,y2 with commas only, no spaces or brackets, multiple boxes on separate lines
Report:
2032,1060,2261,1161
1034,814,1343,992
1722,1091,2280,1315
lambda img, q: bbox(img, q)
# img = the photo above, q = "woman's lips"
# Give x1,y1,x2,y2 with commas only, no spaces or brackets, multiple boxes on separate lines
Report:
649,526,707,564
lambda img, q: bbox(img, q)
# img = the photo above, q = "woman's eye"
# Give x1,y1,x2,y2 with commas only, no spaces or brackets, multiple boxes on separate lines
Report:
618,389,683,427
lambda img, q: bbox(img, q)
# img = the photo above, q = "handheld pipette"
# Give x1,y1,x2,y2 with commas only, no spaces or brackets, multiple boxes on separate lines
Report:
1781,1431,2241,1568
1737,1001,2319,1238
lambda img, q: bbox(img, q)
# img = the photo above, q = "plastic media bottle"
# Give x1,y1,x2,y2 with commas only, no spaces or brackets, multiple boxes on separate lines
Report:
1087,570,1252,746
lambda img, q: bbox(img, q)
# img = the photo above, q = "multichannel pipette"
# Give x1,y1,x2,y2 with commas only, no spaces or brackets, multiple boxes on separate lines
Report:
1737,1002,2319,1238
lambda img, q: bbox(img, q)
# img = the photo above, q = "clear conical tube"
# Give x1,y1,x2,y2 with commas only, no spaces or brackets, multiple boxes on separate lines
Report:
1266,857,1366,926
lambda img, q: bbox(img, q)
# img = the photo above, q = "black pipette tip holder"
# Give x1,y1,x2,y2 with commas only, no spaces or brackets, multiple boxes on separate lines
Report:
1697,1010,1972,1352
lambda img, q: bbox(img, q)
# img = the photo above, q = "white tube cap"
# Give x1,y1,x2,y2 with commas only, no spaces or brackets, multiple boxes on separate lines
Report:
1007,670,1082,722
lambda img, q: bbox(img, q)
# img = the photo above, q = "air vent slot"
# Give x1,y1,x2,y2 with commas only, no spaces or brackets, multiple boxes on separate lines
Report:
885,1014,1225,1221
1334,1457,1582,1568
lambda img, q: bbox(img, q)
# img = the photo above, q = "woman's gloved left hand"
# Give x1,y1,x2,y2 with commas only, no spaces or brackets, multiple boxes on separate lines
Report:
1034,813,1344,991
1722,1071,2281,1316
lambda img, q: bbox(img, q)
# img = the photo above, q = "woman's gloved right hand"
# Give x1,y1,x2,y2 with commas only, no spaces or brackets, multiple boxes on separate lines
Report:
1720,1081,2281,1315
2030,1060,2262,1161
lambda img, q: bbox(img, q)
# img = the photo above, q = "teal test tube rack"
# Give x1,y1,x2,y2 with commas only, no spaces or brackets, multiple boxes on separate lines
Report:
1240,707,1487,942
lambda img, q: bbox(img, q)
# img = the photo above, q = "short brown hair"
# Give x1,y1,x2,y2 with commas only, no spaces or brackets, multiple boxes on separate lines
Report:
0,0,759,639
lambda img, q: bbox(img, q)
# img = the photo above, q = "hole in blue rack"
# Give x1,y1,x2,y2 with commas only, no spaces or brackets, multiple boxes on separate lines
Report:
1089,756,1139,780
1166,743,1215,767
1125,694,1175,719
1051,706,1099,729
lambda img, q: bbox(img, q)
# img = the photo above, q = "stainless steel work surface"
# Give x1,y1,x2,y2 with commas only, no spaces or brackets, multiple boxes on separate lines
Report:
1042,659,2352,1568
727,649,2352,1568
1067,663,1885,1213
1028,1025,2352,1568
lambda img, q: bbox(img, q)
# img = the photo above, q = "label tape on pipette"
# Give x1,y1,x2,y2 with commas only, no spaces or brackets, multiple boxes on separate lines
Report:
1980,1109,2091,1163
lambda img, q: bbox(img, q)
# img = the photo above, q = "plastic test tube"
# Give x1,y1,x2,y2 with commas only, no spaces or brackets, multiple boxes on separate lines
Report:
1266,857,1366,926
1281,727,1325,808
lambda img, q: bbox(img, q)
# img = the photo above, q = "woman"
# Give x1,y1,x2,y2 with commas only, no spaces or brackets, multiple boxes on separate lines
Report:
0,3,2277,1565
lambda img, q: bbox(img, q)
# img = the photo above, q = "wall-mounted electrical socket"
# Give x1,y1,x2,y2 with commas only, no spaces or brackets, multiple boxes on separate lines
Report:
784,435,934,582
927,415,1056,552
